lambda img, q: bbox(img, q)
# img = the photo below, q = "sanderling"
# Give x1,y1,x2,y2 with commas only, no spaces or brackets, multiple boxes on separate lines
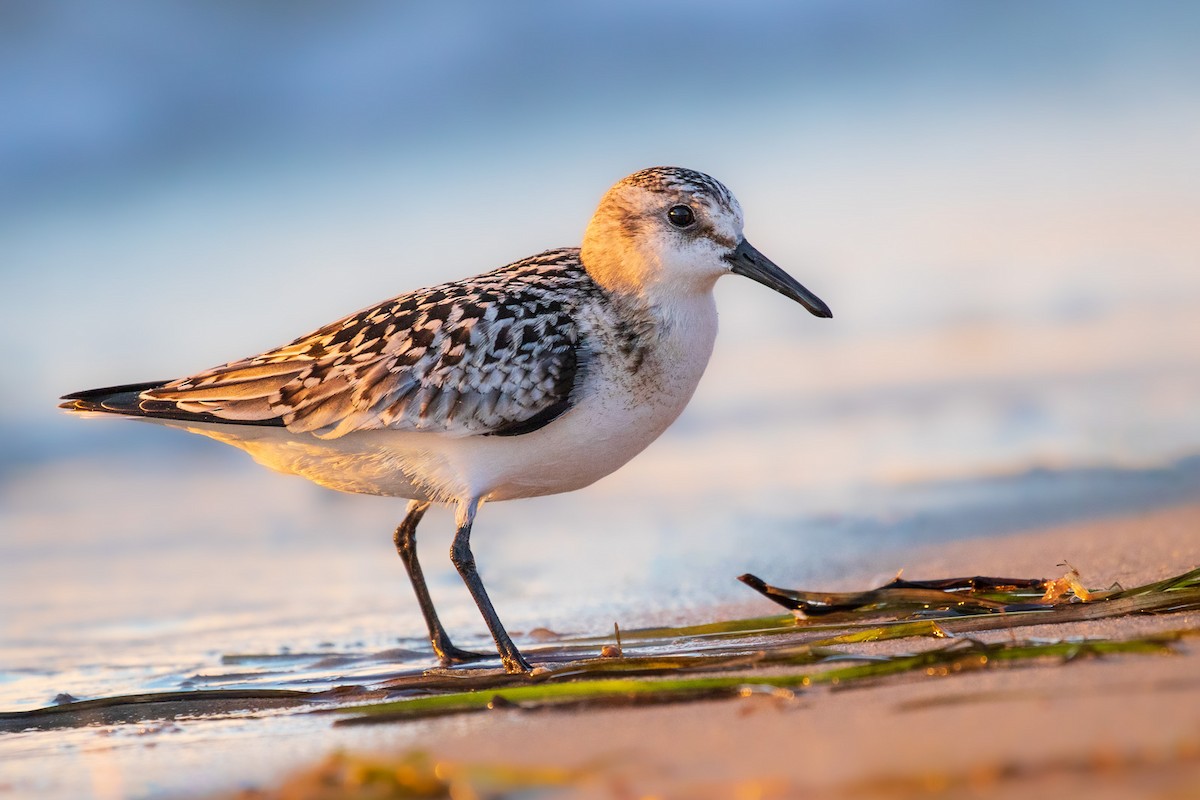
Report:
61,166,831,674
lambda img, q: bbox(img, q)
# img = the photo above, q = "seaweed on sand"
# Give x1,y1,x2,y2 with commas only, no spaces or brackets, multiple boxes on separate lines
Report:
3,566,1197,732
332,565,1200,724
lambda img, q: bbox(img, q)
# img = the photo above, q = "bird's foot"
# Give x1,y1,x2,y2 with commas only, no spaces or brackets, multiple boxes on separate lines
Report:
500,647,533,675
434,643,490,666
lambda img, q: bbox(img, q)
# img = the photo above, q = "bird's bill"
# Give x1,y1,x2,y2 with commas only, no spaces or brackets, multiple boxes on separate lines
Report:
725,239,832,318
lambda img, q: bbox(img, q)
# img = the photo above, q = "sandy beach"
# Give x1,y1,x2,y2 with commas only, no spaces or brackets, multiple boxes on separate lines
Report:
240,502,1200,800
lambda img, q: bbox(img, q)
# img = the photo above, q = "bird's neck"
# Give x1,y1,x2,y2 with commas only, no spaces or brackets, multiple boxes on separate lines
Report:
582,239,719,316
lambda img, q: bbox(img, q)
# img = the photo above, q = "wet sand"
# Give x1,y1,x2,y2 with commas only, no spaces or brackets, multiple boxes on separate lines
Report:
266,503,1200,799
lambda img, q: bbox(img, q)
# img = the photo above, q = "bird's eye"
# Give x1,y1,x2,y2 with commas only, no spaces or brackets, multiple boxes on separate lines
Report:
667,205,695,229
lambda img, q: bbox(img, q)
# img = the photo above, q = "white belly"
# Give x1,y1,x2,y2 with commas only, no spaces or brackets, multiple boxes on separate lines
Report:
168,293,719,504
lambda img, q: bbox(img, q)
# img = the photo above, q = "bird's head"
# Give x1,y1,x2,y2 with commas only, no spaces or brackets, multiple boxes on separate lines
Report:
581,166,831,318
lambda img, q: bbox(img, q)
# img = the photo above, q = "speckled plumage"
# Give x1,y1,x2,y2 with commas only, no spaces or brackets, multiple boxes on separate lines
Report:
149,248,598,439
61,166,832,674
621,166,737,209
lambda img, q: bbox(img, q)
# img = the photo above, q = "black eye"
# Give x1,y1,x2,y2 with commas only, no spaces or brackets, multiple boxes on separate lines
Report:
667,205,695,229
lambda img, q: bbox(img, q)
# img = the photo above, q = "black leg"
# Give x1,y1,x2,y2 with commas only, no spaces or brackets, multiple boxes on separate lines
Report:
393,500,485,666
450,499,532,674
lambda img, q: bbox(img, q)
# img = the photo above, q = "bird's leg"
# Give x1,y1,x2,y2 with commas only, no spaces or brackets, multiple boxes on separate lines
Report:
450,498,532,674
393,500,486,666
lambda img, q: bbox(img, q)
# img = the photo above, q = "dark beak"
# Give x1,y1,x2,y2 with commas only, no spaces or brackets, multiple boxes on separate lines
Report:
725,239,832,318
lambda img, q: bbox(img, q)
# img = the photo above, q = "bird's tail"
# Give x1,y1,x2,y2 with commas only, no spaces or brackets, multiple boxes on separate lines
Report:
60,381,172,416
60,380,284,428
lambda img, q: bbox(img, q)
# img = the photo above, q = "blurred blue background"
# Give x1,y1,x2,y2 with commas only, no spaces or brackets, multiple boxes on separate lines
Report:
2,0,1200,729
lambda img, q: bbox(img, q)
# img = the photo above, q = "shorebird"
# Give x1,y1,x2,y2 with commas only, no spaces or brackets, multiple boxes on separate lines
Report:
61,166,831,674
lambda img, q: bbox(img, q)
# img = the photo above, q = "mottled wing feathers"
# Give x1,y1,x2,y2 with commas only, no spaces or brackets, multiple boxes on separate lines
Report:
127,249,591,439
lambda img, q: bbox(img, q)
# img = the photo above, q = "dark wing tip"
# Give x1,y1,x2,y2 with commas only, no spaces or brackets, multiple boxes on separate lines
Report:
59,380,286,428
60,380,171,412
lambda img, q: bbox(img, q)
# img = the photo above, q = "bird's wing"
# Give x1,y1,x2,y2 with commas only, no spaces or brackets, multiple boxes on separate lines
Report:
143,250,589,439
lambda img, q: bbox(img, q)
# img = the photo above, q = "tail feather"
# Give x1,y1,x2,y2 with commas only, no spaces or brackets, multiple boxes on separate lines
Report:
60,380,171,410
60,380,286,428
